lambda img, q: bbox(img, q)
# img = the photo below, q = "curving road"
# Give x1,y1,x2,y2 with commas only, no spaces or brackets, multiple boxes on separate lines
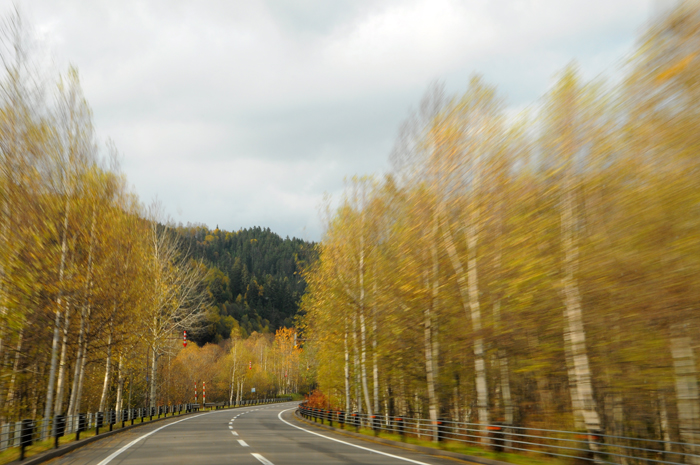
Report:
49,402,461,465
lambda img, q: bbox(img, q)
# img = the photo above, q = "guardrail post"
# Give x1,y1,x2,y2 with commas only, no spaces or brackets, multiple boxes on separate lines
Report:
372,415,379,436
53,414,65,449
19,419,34,460
76,413,86,441
395,417,405,441
488,422,504,451
96,412,103,435
437,418,447,442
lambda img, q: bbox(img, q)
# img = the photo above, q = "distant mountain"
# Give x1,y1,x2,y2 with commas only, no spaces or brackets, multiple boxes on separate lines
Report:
175,224,316,344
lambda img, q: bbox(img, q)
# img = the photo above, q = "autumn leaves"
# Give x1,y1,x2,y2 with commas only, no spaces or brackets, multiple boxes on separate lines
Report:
301,2,700,452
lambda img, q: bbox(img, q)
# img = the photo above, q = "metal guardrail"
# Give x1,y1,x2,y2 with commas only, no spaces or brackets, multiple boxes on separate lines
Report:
297,403,700,465
2,397,292,460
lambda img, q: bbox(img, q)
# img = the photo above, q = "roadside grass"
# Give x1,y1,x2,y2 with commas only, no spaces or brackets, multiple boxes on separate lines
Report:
307,420,573,465
0,400,291,465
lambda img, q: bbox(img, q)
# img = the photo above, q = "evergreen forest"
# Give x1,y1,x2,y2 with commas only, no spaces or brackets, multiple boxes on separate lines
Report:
176,225,315,344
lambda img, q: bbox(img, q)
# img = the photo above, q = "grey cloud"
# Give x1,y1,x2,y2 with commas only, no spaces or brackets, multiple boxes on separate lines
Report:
7,0,655,240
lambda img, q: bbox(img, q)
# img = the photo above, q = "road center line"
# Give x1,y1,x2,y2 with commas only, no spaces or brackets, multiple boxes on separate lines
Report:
238,439,249,446
277,408,433,465
96,411,215,465
252,452,275,465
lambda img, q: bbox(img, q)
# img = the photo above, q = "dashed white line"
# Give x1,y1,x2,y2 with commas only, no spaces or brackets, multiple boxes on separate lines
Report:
231,431,238,436
95,411,215,465
228,425,233,429
252,452,275,465
238,439,249,447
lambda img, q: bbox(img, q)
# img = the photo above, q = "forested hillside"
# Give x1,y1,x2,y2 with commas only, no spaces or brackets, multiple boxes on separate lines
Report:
176,225,316,344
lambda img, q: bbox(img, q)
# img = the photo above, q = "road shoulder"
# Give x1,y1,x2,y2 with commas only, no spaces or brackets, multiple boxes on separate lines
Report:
290,410,510,465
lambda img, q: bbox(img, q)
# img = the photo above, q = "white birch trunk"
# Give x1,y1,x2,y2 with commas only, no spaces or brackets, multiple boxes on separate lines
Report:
73,312,90,414
424,274,439,442
670,325,700,463
67,208,96,417
564,320,585,430
352,312,362,414
561,187,601,434
53,299,73,415
372,293,379,415
494,298,513,426
115,353,124,415
150,345,158,409
358,231,373,417
658,392,672,452
5,329,22,409
431,209,440,387
344,317,351,413
441,214,488,435
44,196,71,425
466,219,489,431
359,308,373,417
98,329,112,412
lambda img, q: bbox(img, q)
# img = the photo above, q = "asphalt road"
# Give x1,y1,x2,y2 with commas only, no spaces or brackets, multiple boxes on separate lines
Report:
48,402,461,465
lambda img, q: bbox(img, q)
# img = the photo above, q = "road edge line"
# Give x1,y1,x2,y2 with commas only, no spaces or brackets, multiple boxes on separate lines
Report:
278,408,434,465
290,409,506,465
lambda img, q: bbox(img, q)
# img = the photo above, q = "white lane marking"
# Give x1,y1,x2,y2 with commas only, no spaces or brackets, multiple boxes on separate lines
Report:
228,425,233,429
231,431,238,436
252,452,275,465
96,412,214,465
238,439,249,447
277,408,433,465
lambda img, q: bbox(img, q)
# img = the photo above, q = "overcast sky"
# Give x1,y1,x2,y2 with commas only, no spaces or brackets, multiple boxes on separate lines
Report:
8,0,659,241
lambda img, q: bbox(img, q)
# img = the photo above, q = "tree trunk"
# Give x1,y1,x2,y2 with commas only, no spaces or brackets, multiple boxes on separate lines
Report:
431,208,440,389
441,213,488,433
67,312,85,417
54,299,74,415
564,321,585,430
344,317,351,413
149,345,158,409
372,293,380,416
115,353,124,414
44,194,71,426
352,312,361,414
466,220,488,432
358,230,373,417
98,329,112,412
561,187,601,435
670,324,700,463
424,273,439,442
74,313,90,414
5,329,23,410
359,308,373,417
658,391,672,453
493,293,513,427
67,208,97,417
